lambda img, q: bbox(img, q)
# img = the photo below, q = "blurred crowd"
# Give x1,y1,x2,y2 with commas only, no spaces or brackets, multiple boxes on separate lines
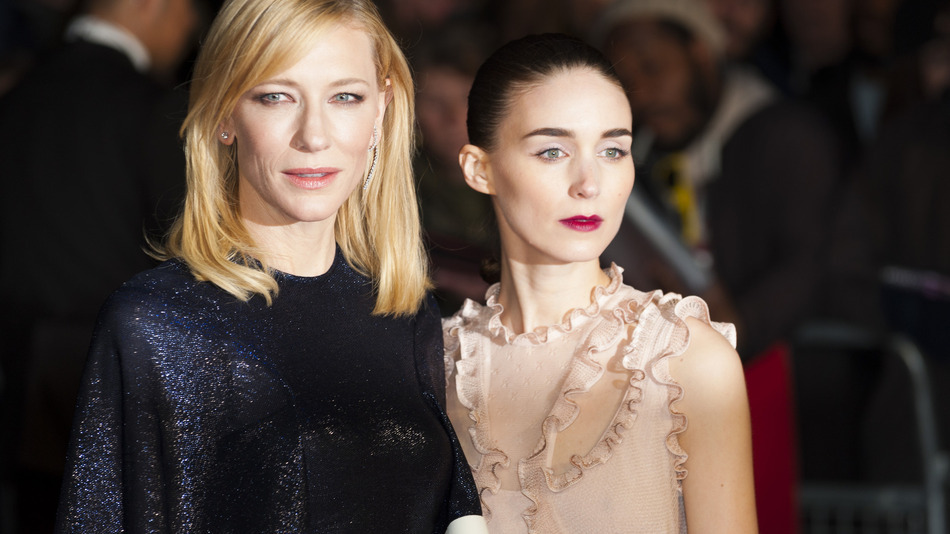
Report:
1,0,948,532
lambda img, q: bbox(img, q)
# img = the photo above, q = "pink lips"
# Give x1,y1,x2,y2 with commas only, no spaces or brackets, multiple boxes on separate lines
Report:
559,215,603,232
283,168,340,189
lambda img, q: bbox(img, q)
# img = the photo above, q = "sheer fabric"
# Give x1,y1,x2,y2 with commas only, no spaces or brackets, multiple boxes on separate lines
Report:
444,265,736,533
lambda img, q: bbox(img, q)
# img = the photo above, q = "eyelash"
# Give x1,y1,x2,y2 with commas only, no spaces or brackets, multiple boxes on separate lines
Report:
602,147,629,159
535,148,566,161
533,147,630,161
333,93,365,105
257,92,290,104
254,92,365,105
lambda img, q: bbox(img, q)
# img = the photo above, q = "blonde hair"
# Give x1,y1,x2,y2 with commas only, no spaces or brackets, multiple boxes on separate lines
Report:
158,0,429,316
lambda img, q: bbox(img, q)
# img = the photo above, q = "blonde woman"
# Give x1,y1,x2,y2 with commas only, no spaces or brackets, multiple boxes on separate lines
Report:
56,1,485,532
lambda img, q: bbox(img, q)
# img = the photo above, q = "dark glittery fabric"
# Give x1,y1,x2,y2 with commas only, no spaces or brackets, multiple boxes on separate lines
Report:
55,248,481,533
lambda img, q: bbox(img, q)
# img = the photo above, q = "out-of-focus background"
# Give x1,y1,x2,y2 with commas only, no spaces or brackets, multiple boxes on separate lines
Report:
0,0,947,532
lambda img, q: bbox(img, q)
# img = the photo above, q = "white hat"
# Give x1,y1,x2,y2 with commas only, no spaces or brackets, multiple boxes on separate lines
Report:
592,0,727,56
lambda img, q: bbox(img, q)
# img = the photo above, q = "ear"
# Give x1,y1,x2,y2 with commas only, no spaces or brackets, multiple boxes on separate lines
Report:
218,120,235,146
458,144,494,195
376,78,392,127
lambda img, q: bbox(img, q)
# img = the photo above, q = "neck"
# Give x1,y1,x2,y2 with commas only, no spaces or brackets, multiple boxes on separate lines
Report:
496,257,610,335
244,218,338,277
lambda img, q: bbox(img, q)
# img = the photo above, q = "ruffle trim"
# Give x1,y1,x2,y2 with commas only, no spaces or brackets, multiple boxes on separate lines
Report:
484,264,626,345
624,292,737,489
443,267,736,525
443,300,507,520
445,265,629,519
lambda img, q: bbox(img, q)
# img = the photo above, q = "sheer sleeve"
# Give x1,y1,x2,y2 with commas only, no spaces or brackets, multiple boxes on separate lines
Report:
413,294,485,530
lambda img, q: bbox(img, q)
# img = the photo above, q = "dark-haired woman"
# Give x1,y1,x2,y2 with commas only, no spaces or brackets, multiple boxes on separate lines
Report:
443,34,757,533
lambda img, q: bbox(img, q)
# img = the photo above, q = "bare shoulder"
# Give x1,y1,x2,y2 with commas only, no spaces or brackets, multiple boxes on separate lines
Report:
669,317,746,413
669,317,758,532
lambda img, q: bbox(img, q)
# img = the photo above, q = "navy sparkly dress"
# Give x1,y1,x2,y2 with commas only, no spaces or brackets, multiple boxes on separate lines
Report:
56,249,481,533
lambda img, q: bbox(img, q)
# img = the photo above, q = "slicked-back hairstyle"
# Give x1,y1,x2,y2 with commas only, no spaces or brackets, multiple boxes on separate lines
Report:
157,0,429,316
466,33,623,152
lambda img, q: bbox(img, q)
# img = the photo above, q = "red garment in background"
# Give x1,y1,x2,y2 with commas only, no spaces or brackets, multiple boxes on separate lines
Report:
745,343,799,534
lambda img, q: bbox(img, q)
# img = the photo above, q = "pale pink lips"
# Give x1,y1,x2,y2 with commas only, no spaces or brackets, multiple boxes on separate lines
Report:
283,168,339,189
559,215,603,232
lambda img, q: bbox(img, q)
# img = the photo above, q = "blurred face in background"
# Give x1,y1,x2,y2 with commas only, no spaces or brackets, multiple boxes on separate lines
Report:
416,65,473,171
920,6,950,98
605,18,720,150
704,0,772,59
780,0,852,72
145,0,201,76
853,0,900,60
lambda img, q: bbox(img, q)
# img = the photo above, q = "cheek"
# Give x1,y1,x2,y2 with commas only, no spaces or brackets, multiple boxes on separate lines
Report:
491,174,536,223
234,132,278,176
335,116,376,156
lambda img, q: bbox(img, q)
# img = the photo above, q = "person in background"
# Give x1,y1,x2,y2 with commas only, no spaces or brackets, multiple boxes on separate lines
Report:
702,0,789,92
594,0,845,366
412,22,493,313
444,32,756,532
55,0,486,532
593,1,865,531
858,0,950,484
0,0,199,530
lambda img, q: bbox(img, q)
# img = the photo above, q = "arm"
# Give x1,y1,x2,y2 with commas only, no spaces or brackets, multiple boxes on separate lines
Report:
56,304,128,534
413,295,486,532
671,317,757,532
56,289,173,533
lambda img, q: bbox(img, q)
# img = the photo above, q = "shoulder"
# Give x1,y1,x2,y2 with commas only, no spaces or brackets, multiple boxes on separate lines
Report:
96,260,218,331
411,292,444,343
441,296,492,337
668,315,746,422
634,289,737,350
419,292,442,323
440,297,493,383
633,290,742,404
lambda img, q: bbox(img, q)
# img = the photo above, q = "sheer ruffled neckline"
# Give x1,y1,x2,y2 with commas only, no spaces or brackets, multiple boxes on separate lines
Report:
445,274,738,529
484,264,625,345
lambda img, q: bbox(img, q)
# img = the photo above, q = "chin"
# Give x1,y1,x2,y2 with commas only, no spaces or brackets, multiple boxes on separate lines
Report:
552,246,608,266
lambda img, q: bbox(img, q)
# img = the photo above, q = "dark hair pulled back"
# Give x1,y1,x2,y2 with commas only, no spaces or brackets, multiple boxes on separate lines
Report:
466,33,623,152
468,34,623,283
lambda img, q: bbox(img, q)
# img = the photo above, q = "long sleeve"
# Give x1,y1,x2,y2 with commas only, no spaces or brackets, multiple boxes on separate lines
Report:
58,258,486,533
413,294,485,530
56,292,171,533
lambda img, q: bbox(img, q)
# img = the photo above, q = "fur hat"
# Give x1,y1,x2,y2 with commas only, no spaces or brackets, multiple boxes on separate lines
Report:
592,0,727,56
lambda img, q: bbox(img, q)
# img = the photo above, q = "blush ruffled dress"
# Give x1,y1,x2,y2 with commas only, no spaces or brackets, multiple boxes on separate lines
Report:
443,265,736,533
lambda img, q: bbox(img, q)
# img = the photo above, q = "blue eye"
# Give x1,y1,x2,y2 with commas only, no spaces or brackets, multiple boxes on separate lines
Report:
257,92,289,104
333,93,364,104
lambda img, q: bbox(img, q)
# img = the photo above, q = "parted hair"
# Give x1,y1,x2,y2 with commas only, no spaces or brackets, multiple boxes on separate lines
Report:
157,0,429,315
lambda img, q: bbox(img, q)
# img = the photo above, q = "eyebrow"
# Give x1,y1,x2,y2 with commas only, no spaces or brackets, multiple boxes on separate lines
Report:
522,127,633,139
330,77,371,88
256,77,371,89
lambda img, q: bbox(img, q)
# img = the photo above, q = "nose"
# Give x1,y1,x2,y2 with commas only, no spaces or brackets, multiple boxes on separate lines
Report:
291,105,330,152
569,160,600,199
